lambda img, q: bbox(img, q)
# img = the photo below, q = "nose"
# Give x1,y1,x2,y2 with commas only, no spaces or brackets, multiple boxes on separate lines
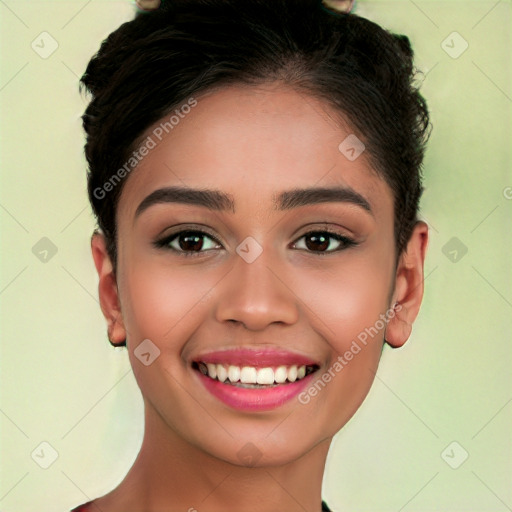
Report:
214,247,299,331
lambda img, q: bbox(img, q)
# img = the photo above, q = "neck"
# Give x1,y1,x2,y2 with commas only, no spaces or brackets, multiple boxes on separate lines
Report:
96,402,331,512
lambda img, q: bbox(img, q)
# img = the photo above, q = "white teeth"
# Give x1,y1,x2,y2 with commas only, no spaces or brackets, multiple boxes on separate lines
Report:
200,363,311,384
206,363,217,379
274,366,288,384
256,367,274,385
240,366,257,384
228,365,240,383
216,364,228,382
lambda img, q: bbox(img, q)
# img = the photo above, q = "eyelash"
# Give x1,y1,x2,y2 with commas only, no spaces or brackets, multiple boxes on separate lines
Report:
154,227,357,257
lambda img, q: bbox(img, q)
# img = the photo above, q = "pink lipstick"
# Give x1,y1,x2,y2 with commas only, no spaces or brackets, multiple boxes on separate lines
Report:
191,348,320,411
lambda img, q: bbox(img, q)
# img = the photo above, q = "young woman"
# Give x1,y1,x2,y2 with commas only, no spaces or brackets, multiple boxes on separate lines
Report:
72,0,430,510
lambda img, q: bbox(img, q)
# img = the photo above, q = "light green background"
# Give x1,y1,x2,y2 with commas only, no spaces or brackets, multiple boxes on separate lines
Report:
1,1,511,511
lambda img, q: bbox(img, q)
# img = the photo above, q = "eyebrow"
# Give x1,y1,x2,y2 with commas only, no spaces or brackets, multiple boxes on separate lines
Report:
134,185,372,219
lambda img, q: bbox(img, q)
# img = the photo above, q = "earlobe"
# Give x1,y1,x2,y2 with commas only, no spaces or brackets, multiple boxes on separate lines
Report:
385,221,429,348
385,302,412,348
91,231,127,346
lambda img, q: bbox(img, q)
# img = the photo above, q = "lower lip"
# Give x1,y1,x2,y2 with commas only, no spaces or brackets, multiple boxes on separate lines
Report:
195,369,316,412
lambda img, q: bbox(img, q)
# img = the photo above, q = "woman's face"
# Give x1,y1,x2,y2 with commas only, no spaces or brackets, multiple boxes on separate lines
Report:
111,84,399,466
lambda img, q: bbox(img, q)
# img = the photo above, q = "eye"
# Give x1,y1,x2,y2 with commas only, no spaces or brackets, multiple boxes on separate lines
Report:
155,230,222,256
292,230,356,253
155,228,356,257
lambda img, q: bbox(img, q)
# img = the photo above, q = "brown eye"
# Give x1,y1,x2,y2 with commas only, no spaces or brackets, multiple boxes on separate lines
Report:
158,230,221,255
176,232,205,251
304,233,330,251
293,231,355,253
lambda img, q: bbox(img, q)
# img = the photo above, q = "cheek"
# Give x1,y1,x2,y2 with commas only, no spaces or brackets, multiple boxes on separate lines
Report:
295,249,395,354
288,255,394,436
120,258,219,346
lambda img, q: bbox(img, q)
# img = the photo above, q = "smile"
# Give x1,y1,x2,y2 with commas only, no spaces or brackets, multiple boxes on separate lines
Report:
191,348,321,411
195,362,317,388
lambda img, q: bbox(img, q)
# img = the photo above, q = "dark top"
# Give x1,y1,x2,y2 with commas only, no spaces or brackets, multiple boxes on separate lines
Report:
71,499,333,511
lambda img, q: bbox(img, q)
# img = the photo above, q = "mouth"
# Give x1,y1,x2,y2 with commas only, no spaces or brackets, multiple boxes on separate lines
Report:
192,361,319,388
190,349,321,411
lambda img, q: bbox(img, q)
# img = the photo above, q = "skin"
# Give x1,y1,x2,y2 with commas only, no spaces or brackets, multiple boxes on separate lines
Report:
323,0,355,12
135,0,161,11
90,83,428,512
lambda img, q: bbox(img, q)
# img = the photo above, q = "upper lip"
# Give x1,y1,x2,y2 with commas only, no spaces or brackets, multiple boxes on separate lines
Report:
192,348,320,368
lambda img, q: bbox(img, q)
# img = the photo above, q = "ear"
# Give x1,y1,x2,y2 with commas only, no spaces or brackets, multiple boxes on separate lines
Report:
91,231,127,346
385,221,429,348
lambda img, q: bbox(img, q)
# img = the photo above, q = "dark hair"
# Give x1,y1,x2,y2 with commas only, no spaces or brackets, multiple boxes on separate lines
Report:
80,0,430,270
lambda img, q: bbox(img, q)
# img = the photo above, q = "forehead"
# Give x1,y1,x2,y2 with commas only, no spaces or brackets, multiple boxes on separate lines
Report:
117,84,393,221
